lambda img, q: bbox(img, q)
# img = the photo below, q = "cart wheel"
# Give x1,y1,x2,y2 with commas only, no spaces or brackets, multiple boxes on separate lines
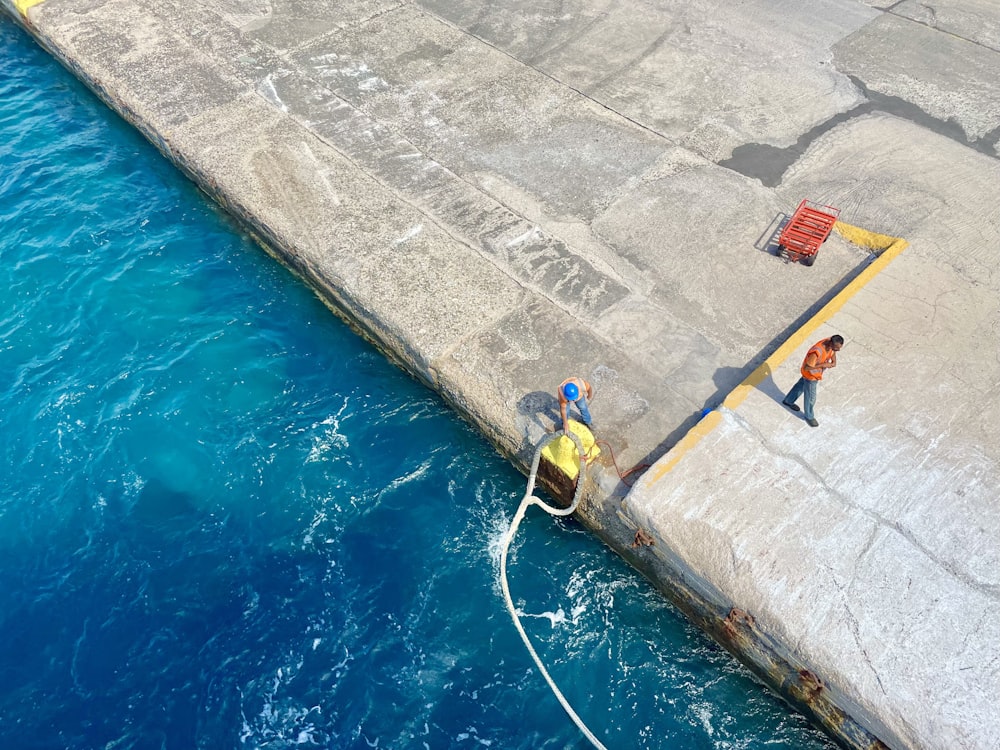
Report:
802,255,816,267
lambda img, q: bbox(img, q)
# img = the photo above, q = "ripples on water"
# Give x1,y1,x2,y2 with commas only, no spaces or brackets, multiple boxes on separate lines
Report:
0,17,835,750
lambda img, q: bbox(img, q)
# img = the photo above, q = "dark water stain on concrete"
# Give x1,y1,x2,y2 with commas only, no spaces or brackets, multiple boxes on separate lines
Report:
720,75,999,187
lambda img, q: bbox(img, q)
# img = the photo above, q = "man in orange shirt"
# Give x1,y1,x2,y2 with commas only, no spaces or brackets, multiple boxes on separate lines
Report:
782,335,844,427
557,377,593,434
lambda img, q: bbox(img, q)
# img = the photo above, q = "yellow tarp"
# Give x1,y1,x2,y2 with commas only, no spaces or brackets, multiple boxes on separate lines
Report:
540,421,601,481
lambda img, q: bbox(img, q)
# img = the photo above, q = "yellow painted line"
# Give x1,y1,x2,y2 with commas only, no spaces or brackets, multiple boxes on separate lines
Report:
644,409,723,484
15,0,45,15
645,223,908,486
833,221,900,251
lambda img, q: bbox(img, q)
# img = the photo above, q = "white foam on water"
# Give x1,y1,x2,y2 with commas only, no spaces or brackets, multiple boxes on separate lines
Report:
516,607,567,628
305,399,350,463
693,701,715,736
484,508,515,582
455,727,493,746
377,458,432,499
239,657,328,747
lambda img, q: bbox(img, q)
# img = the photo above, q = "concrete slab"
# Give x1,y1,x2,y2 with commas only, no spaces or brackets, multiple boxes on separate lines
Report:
174,97,532,372
626,335,1000,750
218,0,401,53
593,161,871,358
30,0,247,128
777,114,1000,283
834,14,1000,144
893,0,1000,64
436,296,667,465
625,122,1000,750
418,0,877,162
290,5,671,222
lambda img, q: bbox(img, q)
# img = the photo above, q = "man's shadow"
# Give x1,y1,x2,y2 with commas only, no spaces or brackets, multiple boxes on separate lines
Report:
634,362,791,475
703,363,786,411
517,390,561,434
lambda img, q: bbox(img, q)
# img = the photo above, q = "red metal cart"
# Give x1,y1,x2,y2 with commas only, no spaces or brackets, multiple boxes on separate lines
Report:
777,199,840,266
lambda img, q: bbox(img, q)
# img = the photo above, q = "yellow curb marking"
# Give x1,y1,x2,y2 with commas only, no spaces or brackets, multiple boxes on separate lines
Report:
644,410,723,483
646,222,908,486
15,0,45,15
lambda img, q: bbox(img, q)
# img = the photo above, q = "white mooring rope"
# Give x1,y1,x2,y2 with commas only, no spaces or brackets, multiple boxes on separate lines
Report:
498,431,609,750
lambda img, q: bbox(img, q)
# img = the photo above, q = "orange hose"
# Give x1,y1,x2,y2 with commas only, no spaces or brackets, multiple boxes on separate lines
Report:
595,440,648,486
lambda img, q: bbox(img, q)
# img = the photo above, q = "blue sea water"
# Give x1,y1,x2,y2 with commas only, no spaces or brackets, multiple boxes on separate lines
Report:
0,17,837,750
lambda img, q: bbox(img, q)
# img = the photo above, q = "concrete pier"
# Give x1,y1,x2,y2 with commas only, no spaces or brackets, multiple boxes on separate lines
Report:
5,0,999,747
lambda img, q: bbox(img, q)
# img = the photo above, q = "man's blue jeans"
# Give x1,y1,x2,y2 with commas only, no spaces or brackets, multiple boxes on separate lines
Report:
783,377,817,420
572,397,592,426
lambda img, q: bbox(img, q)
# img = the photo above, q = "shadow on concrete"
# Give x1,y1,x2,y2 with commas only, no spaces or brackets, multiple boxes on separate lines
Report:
747,363,787,404
706,366,749,410
629,410,705,485
755,212,789,258
704,362,788,415
626,319,840,483
517,390,560,433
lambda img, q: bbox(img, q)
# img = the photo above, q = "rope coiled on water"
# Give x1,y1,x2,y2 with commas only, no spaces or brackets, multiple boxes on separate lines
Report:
498,431,608,750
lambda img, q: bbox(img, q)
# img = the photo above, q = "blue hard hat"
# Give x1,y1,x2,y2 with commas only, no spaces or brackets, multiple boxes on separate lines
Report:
561,382,579,401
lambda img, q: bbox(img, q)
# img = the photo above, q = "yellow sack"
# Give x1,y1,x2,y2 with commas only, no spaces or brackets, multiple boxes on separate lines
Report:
540,421,601,481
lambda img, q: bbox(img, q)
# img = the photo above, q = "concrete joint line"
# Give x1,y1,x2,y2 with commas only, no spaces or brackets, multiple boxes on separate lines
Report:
418,3,674,146
253,70,632,328
886,7,1000,55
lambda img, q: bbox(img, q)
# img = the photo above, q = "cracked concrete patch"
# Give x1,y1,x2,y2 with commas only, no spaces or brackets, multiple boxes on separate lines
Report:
834,13,1000,142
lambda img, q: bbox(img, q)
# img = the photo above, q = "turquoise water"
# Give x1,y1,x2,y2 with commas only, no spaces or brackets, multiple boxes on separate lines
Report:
0,17,836,750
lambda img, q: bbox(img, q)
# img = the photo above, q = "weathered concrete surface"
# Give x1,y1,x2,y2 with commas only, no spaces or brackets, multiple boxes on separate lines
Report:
4,0,1000,747
893,0,1000,53
626,116,1000,750
834,14,1000,146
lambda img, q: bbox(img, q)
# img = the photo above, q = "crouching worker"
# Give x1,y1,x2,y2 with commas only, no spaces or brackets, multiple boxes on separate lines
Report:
558,377,593,434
